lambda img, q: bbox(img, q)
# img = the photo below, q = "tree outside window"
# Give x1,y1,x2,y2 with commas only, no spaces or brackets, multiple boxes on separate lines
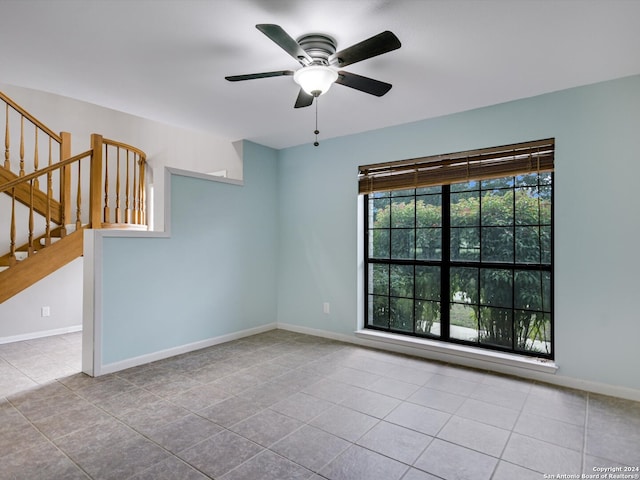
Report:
366,173,552,358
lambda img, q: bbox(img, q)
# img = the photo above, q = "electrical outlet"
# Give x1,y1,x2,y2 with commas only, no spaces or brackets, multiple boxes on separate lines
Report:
323,302,330,315
41,306,50,317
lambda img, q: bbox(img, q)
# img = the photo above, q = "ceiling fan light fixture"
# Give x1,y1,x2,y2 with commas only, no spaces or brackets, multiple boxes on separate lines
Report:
294,65,338,96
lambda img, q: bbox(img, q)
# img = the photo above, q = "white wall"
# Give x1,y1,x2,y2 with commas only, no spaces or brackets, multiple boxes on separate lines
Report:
0,258,83,341
0,84,242,339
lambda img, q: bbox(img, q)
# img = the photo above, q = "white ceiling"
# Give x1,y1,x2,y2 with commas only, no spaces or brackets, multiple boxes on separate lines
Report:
1,0,640,150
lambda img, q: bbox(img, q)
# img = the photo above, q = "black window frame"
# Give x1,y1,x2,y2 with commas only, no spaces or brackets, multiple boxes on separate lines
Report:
363,150,554,360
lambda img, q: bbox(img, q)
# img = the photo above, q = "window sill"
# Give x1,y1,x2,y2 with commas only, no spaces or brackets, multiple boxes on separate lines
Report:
354,329,558,375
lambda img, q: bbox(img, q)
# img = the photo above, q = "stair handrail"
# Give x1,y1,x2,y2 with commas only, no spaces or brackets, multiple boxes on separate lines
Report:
1,138,148,268
102,138,146,161
92,135,147,228
1,149,93,265
1,92,149,303
0,91,61,144
0,149,91,194
1,135,148,231
2,90,67,192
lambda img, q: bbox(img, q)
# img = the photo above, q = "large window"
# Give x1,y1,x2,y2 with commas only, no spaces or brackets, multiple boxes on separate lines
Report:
362,139,554,358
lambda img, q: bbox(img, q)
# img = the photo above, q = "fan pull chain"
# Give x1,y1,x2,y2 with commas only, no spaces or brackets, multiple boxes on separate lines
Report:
313,96,320,147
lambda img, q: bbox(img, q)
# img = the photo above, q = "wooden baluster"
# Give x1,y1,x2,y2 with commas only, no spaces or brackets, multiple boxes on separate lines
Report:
103,145,109,223
136,155,142,225
139,158,146,225
33,127,40,190
28,179,34,255
76,161,82,230
44,137,52,246
9,188,16,266
125,150,131,223
115,147,121,223
19,116,24,176
132,153,138,223
4,104,9,169
60,132,71,237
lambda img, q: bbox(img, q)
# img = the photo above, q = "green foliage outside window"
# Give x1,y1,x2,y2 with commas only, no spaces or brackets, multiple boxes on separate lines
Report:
368,175,552,355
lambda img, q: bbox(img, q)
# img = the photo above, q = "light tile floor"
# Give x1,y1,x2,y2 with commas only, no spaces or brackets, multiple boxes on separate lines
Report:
1,329,639,479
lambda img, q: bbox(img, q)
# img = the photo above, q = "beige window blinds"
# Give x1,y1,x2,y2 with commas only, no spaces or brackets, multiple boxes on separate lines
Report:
358,138,555,195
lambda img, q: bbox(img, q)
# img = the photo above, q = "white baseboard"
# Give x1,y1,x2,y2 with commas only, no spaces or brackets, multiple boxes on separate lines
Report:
0,325,82,345
89,319,640,402
98,323,277,375
276,322,640,402
277,323,355,344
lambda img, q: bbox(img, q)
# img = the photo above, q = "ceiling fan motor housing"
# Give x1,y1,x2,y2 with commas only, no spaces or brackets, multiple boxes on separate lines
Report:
296,34,337,65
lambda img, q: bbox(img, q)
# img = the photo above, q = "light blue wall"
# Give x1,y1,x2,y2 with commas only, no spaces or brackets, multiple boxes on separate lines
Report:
100,141,278,365
96,75,640,393
276,75,640,391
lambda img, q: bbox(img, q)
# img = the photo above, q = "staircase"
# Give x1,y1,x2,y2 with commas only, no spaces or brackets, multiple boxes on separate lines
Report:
0,91,148,303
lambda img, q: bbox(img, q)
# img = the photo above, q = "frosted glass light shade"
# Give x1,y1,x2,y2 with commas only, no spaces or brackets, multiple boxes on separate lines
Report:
294,65,339,96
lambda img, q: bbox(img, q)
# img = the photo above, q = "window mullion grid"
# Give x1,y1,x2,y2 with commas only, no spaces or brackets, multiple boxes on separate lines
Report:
413,194,417,334
512,179,516,352
478,184,483,264
364,195,375,330
536,175,543,353
537,174,542,265
364,195,370,329
363,161,553,359
477,184,483,343
441,185,451,340
387,195,392,330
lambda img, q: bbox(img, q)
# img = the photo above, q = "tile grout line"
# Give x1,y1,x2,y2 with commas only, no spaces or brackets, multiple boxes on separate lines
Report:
492,376,534,478
125,343,346,479
46,374,217,480
7,381,95,479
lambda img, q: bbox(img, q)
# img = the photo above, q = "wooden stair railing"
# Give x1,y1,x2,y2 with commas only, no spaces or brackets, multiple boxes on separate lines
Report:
95,136,147,229
2,91,71,233
1,91,68,177
0,149,91,302
0,165,63,225
1,91,148,303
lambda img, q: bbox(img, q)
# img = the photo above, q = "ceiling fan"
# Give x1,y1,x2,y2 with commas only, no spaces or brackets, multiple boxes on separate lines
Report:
225,24,401,108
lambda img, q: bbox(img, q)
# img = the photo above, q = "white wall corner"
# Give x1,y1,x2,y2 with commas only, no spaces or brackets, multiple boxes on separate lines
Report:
82,228,99,376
